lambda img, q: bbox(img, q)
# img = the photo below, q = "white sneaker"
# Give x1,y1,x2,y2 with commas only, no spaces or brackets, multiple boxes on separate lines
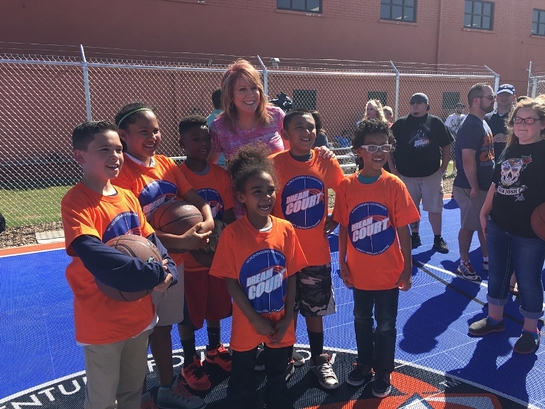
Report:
310,354,339,390
157,385,206,409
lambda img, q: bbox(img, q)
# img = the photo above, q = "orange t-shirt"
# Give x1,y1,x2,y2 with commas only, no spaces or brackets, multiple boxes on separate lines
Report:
62,182,156,344
178,162,234,272
333,171,420,290
113,154,193,265
209,216,308,352
270,149,344,266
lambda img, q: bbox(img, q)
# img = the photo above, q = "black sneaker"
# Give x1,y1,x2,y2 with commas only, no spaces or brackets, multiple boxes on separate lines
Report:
513,331,540,354
411,234,422,249
346,363,373,386
372,372,392,398
433,236,449,254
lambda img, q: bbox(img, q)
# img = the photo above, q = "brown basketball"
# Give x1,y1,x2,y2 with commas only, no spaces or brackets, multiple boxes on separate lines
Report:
531,203,545,241
201,219,228,254
96,235,162,302
150,200,203,235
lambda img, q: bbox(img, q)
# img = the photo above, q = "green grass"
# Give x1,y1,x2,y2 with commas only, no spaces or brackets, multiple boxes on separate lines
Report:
0,186,70,228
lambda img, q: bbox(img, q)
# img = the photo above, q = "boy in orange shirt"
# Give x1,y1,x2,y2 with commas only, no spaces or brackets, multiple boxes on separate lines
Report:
333,119,419,398
210,144,308,409
270,108,344,389
61,121,176,409
177,115,235,390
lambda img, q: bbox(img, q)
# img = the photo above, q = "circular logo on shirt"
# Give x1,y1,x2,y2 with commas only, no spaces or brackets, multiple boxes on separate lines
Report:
281,175,325,230
197,188,224,220
102,212,143,243
348,202,395,255
240,249,287,314
139,180,178,217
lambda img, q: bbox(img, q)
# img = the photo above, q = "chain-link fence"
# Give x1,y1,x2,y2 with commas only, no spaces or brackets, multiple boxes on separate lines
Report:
0,45,498,232
527,62,545,98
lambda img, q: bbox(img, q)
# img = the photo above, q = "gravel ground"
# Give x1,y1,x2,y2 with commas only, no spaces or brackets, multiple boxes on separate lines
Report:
0,177,454,249
0,221,63,249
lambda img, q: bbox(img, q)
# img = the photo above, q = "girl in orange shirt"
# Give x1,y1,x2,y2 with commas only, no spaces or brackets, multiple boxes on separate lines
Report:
210,144,308,409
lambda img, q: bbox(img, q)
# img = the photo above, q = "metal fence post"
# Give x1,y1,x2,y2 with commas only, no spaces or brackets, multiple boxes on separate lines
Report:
484,65,500,94
80,44,92,121
390,61,400,120
257,55,268,96
527,61,533,97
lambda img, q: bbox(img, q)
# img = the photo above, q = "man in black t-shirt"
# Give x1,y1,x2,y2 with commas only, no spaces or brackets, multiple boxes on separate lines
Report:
391,93,453,254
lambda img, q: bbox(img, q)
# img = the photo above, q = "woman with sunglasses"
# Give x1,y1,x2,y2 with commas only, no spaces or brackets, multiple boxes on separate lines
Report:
469,97,545,354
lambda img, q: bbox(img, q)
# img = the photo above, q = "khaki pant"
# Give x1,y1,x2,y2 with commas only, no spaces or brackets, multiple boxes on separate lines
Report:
83,328,152,409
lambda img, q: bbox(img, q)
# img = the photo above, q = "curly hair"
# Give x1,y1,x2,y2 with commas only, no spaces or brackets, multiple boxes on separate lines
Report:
352,119,395,149
228,143,278,194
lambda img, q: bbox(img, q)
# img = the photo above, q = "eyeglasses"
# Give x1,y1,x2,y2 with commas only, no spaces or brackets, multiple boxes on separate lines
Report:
478,94,496,101
513,117,541,125
360,144,393,153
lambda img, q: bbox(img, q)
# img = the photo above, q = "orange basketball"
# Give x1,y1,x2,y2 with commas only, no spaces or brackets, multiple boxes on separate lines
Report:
150,200,203,235
96,235,161,302
531,203,545,241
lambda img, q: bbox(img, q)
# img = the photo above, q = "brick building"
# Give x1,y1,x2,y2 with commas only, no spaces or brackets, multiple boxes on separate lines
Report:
2,0,545,93
0,0,545,94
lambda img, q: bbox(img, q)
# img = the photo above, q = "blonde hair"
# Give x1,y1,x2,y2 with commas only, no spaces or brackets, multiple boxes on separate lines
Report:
383,105,394,122
362,99,386,122
505,98,545,147
220,59,271,132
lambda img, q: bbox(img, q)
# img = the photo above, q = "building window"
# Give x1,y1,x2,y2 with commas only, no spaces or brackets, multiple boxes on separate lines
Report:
464,1,494,30
532,9,545,36
380,0,416,22
277,0,322,13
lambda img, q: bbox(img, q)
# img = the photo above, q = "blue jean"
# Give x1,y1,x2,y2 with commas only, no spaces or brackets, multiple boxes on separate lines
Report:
353,287,399,374
487,218,545,319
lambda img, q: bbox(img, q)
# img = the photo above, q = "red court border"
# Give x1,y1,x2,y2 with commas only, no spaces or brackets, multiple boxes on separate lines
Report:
0,241,64,257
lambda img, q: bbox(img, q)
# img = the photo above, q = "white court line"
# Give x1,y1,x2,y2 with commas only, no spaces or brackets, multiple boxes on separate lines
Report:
416,261,489,289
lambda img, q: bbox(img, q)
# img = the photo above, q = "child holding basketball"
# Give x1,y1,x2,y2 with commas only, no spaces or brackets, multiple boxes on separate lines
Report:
269,108,344,390
333,119,419,398
112,102,212,409
176,115,235,391
62,120,177,409
209,144,308,409
469,97,545,354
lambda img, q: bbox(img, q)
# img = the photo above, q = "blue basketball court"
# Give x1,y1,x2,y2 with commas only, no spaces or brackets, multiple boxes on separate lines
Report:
1,198,544,408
